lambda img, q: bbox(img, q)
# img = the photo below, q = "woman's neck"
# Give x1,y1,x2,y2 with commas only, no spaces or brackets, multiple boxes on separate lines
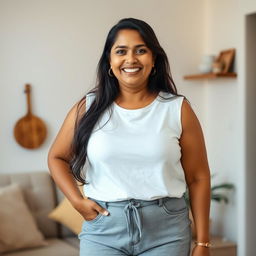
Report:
115,89,159,109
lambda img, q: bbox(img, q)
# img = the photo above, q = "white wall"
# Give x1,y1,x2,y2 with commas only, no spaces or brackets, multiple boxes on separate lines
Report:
203,0,240,242
203,1,256,256
0,0,206,172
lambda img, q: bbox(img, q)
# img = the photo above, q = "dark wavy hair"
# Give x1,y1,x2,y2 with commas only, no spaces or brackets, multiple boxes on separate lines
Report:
70,17,183,184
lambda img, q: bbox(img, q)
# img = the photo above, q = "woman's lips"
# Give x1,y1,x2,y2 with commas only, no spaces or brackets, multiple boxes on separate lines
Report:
123,68,140,72
121,67,142,74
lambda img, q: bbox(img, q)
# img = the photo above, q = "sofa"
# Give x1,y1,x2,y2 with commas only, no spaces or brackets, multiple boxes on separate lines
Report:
0,171,238,256
0,171,80,256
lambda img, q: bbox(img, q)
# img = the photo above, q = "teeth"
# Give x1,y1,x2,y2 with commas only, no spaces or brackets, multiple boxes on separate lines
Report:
123,68,140,73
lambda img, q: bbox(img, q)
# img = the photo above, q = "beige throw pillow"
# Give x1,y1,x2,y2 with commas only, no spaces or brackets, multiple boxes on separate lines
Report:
0,183,47,253
48,197,84,235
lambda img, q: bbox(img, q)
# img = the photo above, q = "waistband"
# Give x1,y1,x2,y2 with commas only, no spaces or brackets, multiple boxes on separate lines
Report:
88,197,168,208
87,196,186,209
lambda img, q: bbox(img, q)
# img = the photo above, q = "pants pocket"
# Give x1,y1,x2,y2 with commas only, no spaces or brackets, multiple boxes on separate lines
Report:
85,213,104,224
161,197,188,216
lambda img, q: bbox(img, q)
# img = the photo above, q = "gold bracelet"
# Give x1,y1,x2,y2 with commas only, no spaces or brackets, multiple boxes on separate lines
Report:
194,241,212,248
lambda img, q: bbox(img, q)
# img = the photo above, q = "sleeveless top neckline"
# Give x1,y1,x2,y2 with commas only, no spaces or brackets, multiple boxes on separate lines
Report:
113,92,160,113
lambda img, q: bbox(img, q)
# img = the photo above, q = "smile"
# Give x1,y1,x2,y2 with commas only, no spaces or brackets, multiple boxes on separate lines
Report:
121,68,142,73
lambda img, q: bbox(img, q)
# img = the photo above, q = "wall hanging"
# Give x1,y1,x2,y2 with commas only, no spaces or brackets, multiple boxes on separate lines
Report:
14,84,47,149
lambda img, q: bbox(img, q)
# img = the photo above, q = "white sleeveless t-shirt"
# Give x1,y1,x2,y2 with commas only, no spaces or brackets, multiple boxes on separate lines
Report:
82,91,186,202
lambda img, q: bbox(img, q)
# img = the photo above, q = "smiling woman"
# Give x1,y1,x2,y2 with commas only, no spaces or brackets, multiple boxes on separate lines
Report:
109,29,155,93
48,18,211,256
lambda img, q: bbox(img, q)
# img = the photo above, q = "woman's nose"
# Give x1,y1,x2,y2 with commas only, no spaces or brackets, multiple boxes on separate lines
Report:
125,51,138,64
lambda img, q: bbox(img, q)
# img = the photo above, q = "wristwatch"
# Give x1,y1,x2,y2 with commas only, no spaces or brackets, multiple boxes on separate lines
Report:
194,241,212,248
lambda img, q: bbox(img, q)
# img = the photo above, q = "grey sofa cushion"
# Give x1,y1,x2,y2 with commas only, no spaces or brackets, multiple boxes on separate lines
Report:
2,238,79,256
0,171,58,238
63,237,80,248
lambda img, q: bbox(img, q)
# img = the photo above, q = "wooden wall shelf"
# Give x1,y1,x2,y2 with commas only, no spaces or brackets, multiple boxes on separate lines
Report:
184,72,237,80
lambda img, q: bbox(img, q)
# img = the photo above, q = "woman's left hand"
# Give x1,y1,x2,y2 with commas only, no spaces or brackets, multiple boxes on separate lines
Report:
191,245,210,256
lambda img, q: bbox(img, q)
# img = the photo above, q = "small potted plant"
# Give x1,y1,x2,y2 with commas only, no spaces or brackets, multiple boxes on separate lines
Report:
185,181,235,237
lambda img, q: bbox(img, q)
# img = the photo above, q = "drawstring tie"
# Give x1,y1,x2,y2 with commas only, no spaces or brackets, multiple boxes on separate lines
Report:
124,201,142,239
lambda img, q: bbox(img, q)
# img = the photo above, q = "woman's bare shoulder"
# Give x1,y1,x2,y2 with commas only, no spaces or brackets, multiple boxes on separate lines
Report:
65,97,86,123
180,99,200,131
47,97,86,160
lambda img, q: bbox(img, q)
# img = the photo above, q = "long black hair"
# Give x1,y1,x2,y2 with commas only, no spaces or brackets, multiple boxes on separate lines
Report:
70,18,183,184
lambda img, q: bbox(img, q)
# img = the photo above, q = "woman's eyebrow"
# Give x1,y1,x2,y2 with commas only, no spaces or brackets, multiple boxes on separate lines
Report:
114,44,147,49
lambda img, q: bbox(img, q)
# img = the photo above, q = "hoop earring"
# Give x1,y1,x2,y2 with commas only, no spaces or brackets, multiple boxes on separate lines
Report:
108,68,114,77
151,67,156,76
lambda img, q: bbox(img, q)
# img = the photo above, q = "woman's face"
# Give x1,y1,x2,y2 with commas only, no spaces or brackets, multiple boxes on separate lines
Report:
109,29,154,90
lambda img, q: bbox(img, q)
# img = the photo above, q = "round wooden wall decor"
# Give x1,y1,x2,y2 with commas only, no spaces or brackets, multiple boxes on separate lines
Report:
14,84,47,149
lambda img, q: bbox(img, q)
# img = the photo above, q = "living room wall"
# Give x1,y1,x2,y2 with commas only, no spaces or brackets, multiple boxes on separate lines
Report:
0,0,206,172
202,1,256,256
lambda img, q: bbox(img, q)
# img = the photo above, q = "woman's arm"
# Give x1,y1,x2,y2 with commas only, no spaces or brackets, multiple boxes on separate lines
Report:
47,100,109,219
47,101,85,207
179,99,211,255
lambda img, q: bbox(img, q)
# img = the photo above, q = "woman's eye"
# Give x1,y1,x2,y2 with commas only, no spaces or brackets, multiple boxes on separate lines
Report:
136,48,147,54
116,49,126,55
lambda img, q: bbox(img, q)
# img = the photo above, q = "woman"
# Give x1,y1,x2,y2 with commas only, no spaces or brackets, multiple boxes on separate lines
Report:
48,18,211,256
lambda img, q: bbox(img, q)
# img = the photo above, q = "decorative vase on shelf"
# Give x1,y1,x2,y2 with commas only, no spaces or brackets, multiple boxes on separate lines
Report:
212,61,224,74
198,55,215,73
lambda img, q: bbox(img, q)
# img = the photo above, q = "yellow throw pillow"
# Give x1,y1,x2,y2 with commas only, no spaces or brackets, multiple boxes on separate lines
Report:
48,197,84,235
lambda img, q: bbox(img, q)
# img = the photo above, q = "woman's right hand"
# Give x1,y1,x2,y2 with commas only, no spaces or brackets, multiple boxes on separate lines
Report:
73,198,109,221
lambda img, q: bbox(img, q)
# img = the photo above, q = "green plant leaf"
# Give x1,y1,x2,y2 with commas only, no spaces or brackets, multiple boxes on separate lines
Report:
211,193,229,203
211,183,234,191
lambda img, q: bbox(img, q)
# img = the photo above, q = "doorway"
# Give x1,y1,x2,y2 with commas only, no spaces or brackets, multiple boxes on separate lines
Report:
245,13,256,256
